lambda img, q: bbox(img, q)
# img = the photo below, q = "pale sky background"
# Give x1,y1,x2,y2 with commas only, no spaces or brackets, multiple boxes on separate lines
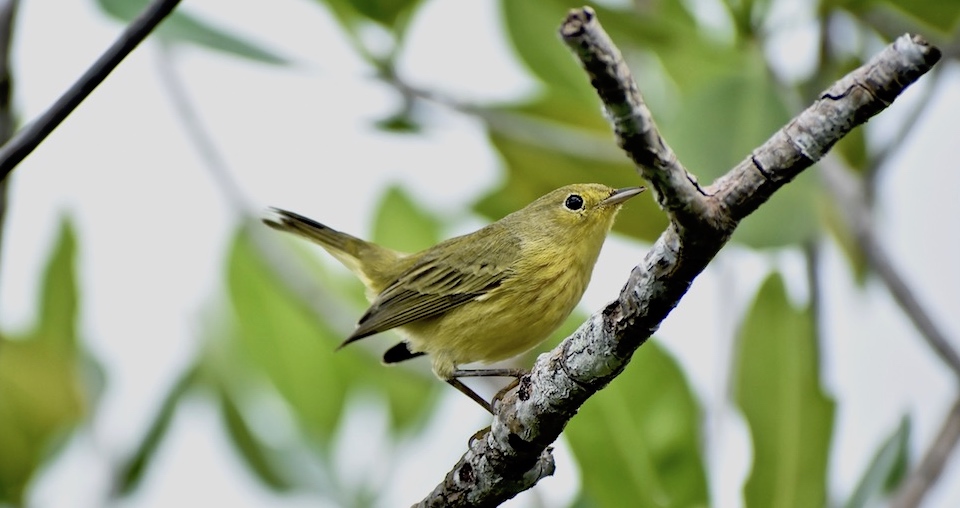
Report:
1,0,959,506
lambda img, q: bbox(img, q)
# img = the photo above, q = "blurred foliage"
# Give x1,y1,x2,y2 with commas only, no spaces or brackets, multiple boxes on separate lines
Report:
96,0,289,64
226,225,437,441
567,340,708,508
0,219,96,505
844,416,911,508
4,0,950,505
114,362,200,495
734,273,836,508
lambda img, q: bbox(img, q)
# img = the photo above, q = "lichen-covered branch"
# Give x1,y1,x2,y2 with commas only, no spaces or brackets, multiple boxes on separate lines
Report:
559,8,708,224
418,7,940,507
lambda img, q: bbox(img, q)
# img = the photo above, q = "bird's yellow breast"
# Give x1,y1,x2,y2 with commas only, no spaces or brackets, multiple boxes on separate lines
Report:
401,232,604,379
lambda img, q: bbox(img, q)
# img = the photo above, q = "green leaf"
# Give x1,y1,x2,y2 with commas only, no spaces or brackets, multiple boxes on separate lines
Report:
665,61,820,248
96,0,289,65
834,120,868,171
347,0,423,31
877,0,960,33
566,340,708,508
499,0,598,105
477,131,667,243
734,272,835,508
666,62,790,182
844,416,910,508
731,169,821,248
0,219,87,504
115,363,199,496
217,384,295,491
372,185,442,253
37,218,79,349
227,227,436,438
312,0,423,57
822,197,869,285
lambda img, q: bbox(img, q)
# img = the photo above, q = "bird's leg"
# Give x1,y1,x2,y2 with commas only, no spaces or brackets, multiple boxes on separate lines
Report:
447,368,529,414
450,368,528,378
493,377,522,406
446,378,494,414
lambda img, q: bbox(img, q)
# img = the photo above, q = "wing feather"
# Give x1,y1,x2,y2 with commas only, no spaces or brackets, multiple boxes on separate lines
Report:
340,224,520,345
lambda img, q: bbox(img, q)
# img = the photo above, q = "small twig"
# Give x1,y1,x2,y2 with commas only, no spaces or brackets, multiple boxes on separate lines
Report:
418,7,940,505
153,44,247,212
0,0,182,181
891,397,960,508
153,46,358,335
820,156,960,378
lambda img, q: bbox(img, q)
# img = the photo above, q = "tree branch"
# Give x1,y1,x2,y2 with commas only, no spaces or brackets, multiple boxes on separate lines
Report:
820,156,960,377
418,7,940,506
891,397,960,508
0,0,19,276
0,0,182,182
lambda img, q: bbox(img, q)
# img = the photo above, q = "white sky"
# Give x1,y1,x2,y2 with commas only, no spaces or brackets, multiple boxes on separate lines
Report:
1,0,959,506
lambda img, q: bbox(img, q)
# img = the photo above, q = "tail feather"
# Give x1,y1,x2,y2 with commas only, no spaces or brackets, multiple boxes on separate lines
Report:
263,208,362,256
262,208,401,291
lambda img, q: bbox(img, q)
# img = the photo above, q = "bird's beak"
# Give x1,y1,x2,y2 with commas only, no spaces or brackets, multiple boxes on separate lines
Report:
602,186,646,206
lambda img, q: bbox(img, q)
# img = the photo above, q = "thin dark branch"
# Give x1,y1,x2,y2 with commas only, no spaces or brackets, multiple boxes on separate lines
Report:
0,0,20,282
820,156,960,378
0,0,182,182
891,397,960,508
418,7,940,505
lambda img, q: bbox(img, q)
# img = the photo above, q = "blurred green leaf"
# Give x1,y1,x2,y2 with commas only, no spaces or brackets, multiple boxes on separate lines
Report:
822,196,869,284
314,0,423,56
566,340,708,508
734,272,835,508
218,384,296,491
115,363,199,496
500,0,599,106
348,0,422,31
494,90,610,134
877,0,960,33
372,185,442,253
0,219,87,505
375,111,422,133
227,228,436,438
666,61,790,181
96,0,289,65
477,132,666,243
666,60,820,248
844,416,910,508
732,170,821,248
37,219,79,349
834,115,868,171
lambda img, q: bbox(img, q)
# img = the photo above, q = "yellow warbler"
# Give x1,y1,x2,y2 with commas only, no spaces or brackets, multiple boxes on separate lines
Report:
263,183,644,412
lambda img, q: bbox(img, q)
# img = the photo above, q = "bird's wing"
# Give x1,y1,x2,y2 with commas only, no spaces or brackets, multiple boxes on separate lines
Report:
340,226,520,346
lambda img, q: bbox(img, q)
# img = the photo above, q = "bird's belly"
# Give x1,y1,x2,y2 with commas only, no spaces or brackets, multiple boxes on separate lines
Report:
402,264,588,377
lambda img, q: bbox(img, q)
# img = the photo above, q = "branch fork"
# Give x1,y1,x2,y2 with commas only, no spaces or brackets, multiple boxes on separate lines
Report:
419,6,941,507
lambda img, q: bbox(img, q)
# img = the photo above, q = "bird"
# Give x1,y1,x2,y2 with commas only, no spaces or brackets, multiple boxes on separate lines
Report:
262,183,644,413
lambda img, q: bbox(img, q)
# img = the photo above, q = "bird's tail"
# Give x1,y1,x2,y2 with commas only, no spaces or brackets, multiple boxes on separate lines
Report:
262,208,400,289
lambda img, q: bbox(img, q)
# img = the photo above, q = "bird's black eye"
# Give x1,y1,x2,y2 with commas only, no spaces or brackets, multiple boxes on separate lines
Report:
564,194,584,211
